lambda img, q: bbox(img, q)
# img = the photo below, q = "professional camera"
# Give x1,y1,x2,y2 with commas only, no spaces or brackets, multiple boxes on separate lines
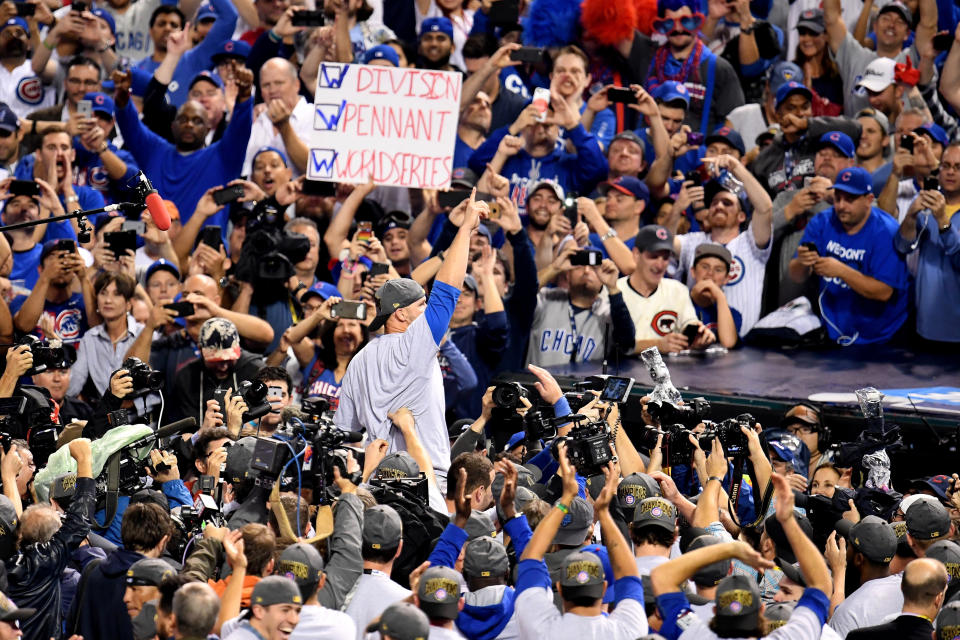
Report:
702,415,753,456
121,357,163,393
647,396,711,428
168,497,226,560
0,386,61,466
493,382,529,409
551,415,612,478
235,200,310,299
19,335,69,376
235,380,273,421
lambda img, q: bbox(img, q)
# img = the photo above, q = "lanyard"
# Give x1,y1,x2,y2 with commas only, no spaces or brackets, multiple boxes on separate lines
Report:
567,302,592,363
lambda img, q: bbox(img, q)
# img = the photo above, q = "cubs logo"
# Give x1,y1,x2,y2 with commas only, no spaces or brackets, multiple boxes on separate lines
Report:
168,80,179,93
651,506,662,517
16,76,44,105
88,166,110,190
841,171,851,181
651,310,678,336
53,308,82,341
727,255,745,286
576,571,589,584
729,601,742,613
94,94,105,106
656,227,668,240
434,588,447,600
224,41,234,52
830,132,840,142
624,494,636,505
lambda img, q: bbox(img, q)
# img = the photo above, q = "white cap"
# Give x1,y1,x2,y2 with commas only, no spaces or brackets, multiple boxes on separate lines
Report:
899,493,939,514
856,58,896,93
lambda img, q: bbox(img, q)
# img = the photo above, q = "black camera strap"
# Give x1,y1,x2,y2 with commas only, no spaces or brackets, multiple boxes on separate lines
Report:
94,452,122,530
727,455,774,529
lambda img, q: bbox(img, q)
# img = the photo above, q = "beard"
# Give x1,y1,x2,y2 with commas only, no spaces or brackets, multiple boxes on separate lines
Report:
419,52,451,70
0,39,26,59
527,214,549,231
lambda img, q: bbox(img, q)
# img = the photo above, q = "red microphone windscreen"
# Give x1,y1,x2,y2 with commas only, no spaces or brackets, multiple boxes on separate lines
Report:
144,192,171,231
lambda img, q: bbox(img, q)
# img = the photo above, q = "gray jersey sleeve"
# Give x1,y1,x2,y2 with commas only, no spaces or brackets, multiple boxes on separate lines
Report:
317,493,364,609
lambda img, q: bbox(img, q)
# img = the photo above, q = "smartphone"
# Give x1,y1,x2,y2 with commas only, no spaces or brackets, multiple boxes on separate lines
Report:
267,385,284,401
201,225,223,250
687,131,705,146
900,134,914,153
600,376,635,403
122,220,146,235
563,203,579,227
164,301,195,317
569,249,603,266
54,239,76,254
684,163,711,186
488,0,519,25
437,190,469,209
509,47,544,64
212,388,228,412
15,3,36,17
212,184,245,206
486,201,502,219
330,301,367,320
77,99,93,117
291,9,324,26
924,176,940,192
681,322,699,343
71,0,86,11
104,230,136,257
302,179,336,197
356,221,373,242
934,32,953,51
532,87,551,123
368,262,390,278
801,241,819,255
607,87,637,104
9,180,40,197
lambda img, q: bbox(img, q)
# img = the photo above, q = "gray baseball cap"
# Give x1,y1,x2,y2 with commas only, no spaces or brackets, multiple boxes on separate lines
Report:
856,107,891,135
246,575,303,615
368,279,426,332
51,473,78,501
278,543,325,599
417,565,462,620
366,601,430,640
464,511,496,540
632,497,677,532
126,558,176,587
363,505,403,551
463,535,509,579
375,452,420,479
618,472,662,517
552,497,592,546
559,550,605,599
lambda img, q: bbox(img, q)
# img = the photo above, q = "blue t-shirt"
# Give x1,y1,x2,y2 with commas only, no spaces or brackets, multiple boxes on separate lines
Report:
589,231,636,259
10,291,88,345
10,245,42,290
500,68,531,99
693,301,742,335
301,353,342,409
797,207,909,345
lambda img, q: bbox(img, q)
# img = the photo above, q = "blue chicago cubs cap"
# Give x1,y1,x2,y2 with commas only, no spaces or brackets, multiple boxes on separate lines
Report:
361,44,400,67
651,81,690,107
211,39,251,64
817,131,855,158
195,3,217,21
832,167,873,196
599,175,650,204
90,8,116,35
706,125,746,156
84,92,115,117
420,16,453,40
915,122,949,147
0,103,18,132
775,81,812,110
189,70,224,91
767,60,804,94
2,17,29,35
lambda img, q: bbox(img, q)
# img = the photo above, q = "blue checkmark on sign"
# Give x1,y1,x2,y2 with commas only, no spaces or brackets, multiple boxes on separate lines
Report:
315,101,347,131
317,63,350,89
309,149,338,179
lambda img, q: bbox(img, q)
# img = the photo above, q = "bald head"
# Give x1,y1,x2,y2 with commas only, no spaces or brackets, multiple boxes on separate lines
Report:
902,557,948,607
260,58,301,109
172,100,210,152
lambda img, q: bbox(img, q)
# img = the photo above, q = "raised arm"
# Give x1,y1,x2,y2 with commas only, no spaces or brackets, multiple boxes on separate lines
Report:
436,189,487,290
823,0,847,54
770,473,832,593
521,443,580,561
941,25,960,112
651,539,772,595
324,179,376,257
594,463,638,579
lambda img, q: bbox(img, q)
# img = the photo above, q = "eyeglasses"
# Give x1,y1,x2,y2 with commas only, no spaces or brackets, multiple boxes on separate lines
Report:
785,423,817,436
653,13,704,35
0,129,13,138
940,162,960,172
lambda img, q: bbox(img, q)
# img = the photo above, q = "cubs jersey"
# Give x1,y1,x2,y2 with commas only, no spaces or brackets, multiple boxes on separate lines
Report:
0,60,54,119
617,276,697,350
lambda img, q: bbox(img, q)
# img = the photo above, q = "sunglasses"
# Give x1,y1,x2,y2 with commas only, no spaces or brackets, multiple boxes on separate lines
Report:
0,129,13,138
653,13,704,34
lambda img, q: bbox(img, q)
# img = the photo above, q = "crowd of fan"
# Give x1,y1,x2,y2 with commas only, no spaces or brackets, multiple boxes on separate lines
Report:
0,0,956,636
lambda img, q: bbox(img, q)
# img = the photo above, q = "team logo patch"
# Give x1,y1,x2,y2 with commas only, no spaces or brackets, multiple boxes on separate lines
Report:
576,571,589,584
841,171,851,181
284,571,295,580
830,132,840,142
624,494,635,505
225,41,234,51
17,76,44,105
727,255,745,286
434,588,447,600
656,227,668,240
651,310,678,336
651,506,663,517
94,94,105,106
729,601,742,613
54,309,82,341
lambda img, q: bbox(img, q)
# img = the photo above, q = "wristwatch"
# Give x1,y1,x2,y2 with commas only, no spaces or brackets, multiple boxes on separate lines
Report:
600,227,618,241
941,223,953,234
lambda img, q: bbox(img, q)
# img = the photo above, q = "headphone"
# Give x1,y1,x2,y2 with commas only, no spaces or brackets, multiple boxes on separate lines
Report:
794,401,830,445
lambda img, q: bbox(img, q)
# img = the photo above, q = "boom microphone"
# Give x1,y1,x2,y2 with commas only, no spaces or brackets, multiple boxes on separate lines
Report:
155,417,197,440
135,172,171,231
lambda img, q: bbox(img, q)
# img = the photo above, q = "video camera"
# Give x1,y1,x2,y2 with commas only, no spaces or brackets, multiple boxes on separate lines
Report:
19,335,70,376
551,414,613,477
235,200,310,299
0,386,61,466
640,414,754,467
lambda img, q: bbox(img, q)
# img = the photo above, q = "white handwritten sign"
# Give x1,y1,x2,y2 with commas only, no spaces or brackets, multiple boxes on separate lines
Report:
306,63,462,189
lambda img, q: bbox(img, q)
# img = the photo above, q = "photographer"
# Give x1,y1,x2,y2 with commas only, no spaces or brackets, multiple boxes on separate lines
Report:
0,178,60,290
240,366,292,438
31,362,94,424
5,438,94,640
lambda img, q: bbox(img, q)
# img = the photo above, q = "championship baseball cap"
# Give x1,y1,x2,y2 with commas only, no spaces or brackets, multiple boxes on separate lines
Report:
857,57,896,93
0,103,18,132
0,496,18,560
463,535,509,579
764,513,815,564
651,81,690,107
84,92,115,117
927,540,960,583
195,3,218,22
299,280,340,303
464,511,496,540
126,558,175,587
878,0,912,23
906,499,952,540
632,497,677,532
552,497,592,546
796,8,825,33
764,601,796,630
0,592,35,623
144,258,181,286
775,81,812,110
832,167,873,196
361,44,400,67
417,565,461,620
705,126,746,156
817,131,856,158
915,122,950,147
936,601,960,640
368,279,426,332
199,317,241,363
211,39,251,65
50,473,78,502
189,70,224,91
635,225,675,254
375,451,420,479
363,505,403,551
248,575,303,612
714,574,761,632
559,550,606,600
1,17,29,35
688,535,731,586
420,16,453,40
526,179,565,203
776,558,807,588
90,8,116,35
618,472,662,515
693,243,732,268
367,602,430,640
846,515,898,563
599,175,650,204
609,130,646,155
855,108,891,135
278,542,326,600
767,60,804,95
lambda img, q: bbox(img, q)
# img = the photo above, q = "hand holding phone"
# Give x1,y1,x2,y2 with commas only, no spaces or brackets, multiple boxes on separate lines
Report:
212,184,245,206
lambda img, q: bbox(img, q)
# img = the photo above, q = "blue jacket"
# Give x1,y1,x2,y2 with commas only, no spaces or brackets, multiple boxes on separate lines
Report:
468,124,608,214
13,156,105,240
115,95,253,227
166,0,238,106
70,547,145,640
450,310,509,420
94,479,194,546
